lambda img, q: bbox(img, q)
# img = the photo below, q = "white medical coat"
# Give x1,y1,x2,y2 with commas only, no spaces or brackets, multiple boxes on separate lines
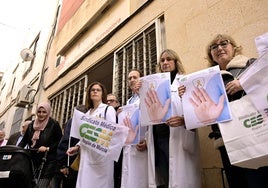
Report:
76,103,116,188
121,96,148,188
147,74,201,188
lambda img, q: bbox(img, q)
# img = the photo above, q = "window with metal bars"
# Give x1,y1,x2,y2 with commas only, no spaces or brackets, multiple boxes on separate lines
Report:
48,17,165,127
113,24,158,105
49,76,87,126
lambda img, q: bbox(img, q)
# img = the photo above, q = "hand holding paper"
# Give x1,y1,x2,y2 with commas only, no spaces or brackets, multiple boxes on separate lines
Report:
166,116,185,127
136,139,147,151
225,79,243,95
178,85,186,98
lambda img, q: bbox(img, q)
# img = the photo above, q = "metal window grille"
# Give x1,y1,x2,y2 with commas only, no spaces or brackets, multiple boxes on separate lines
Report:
113,24,158,105
50,76,87,126
48,17,165,126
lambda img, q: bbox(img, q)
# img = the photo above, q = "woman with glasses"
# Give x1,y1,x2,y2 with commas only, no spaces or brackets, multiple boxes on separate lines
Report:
67,81,117,188
206,34,268,188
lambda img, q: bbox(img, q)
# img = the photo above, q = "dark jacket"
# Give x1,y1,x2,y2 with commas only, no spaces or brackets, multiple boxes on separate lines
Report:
19,117,63,178
209,58,256,140
56,118,79,169
7,132,22,145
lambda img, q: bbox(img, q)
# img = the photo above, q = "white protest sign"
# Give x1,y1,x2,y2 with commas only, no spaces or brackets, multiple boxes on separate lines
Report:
180,66,232,129
139,72,172,126
239,51,268,118
70,109,128,161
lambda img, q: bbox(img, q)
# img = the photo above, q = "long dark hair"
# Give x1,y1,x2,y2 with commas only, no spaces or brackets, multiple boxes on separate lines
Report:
85,81,107,109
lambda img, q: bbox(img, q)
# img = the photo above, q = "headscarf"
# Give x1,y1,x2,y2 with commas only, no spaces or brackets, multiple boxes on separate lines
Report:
31,102,51,147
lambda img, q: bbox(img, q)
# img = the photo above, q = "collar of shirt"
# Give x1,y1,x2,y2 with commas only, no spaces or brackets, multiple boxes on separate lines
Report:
128,93,139,104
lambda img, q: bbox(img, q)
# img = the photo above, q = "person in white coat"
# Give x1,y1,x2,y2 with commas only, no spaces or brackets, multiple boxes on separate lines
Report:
120,69,148,188
67,81,117,188
146,49,201,188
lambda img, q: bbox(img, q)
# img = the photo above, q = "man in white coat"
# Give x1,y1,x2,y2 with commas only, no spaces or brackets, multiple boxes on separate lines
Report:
120,69,148,188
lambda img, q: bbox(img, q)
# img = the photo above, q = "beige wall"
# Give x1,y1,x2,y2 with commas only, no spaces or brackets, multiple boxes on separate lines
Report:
0,0,263,186
0,1,59,137
43,0,268,187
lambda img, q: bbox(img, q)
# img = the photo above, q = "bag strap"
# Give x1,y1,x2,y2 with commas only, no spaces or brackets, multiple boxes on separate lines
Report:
104,105,109,120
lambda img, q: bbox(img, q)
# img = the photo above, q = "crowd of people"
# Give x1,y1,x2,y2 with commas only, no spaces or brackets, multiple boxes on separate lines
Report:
0,33,267,188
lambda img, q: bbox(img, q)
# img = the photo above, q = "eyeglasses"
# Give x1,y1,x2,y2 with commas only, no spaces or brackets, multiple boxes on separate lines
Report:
90,88,102,92
210,40,231,51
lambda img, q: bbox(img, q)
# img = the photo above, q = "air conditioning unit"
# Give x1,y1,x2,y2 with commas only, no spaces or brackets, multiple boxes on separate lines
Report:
15,85,35,107
56,55,65,67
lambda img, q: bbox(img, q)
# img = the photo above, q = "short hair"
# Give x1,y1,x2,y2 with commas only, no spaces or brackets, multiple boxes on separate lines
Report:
107,93,118,100
75,104,88,113
128,69,143,77
206,34,242,66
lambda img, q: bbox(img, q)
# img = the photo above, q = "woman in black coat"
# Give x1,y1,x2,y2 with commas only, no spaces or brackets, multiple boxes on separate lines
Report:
19,102,62,187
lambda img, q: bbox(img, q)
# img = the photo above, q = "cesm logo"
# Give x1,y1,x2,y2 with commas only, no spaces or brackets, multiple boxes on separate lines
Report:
80,123,112,147
243,114,263,128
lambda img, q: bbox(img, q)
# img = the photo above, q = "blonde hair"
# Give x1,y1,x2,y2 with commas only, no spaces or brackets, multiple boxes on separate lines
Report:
158,49,185,74
206,34,242,66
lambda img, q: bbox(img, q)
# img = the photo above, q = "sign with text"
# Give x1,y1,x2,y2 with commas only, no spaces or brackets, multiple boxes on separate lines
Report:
180,66,232,129
239,51,268,118
70,109,128,161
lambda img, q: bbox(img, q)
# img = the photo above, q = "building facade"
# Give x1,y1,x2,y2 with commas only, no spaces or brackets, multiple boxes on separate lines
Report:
0,0,267,187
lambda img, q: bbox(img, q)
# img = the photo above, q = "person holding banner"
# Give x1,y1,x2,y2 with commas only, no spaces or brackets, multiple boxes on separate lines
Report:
205,34,268,188
67,82,117,188
120,69,148,188
144,49,201,188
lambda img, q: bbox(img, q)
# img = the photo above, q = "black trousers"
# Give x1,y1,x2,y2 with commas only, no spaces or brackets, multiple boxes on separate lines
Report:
114,149,123,188
219,146,268,188
155,137,169,188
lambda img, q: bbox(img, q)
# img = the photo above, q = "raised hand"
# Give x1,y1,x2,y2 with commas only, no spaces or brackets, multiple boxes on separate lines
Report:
123,116,139,144
189,88,225,124
144,89,171,123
